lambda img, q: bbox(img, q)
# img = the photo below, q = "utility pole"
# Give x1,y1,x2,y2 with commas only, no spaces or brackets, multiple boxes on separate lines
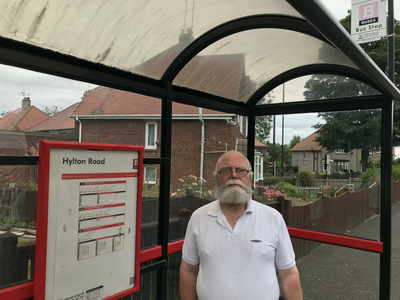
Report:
272,115,276,177
281,83,285,177
387,0,394,82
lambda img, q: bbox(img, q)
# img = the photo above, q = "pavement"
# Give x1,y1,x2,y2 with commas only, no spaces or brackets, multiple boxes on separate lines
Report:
296,203,400,300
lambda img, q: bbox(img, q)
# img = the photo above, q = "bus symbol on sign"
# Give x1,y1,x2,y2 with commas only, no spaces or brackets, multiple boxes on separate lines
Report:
133,159,139,169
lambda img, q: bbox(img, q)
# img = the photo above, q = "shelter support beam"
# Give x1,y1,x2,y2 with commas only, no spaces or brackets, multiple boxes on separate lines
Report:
380,98,393,300
157,81,173,299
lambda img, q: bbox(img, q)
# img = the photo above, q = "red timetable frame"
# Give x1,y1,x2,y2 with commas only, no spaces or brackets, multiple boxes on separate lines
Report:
35,141,143,300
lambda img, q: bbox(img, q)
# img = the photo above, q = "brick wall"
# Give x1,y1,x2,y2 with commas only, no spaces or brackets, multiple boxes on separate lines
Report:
79,118,245,192
0,130,77,187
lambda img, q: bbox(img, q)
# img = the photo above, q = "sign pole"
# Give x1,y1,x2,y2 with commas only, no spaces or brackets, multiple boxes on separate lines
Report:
387,0,394,83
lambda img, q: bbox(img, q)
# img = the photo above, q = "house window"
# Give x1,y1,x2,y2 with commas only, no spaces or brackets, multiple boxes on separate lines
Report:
144,166,156,184
254,152,263,182
145,122,157,149
336,149,345,154
335,161,349,171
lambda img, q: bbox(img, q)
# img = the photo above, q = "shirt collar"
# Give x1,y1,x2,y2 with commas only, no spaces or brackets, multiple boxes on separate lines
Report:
207,199,254,217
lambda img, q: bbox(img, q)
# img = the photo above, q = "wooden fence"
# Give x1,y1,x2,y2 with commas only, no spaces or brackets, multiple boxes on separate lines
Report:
2,184,400,299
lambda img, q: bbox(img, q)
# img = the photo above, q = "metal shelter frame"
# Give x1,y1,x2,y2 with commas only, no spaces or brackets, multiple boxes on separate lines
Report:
0,1,398,299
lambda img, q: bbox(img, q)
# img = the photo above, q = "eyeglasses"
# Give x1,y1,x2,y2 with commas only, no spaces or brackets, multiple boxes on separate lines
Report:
218,167,249,177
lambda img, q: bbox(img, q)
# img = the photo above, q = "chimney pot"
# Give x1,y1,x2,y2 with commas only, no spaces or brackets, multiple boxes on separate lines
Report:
22,97,31,109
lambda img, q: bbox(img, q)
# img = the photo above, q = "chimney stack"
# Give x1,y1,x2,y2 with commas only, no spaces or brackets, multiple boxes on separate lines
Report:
22,97,31,109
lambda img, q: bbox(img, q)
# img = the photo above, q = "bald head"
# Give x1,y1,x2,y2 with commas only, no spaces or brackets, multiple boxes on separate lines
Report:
215,151,252,173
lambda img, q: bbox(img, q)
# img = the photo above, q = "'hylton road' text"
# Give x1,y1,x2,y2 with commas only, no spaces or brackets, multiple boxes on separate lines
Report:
63,157,106,166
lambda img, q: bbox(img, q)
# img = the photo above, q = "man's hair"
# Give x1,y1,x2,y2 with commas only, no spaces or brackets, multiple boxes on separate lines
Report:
213,151,254,178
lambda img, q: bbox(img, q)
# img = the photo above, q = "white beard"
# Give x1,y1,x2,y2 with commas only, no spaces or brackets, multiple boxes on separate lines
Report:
215,179,253,205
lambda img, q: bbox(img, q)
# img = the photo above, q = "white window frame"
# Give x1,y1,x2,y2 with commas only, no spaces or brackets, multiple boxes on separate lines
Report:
144,166,157,184
145,121,157,149
238,116,243,134
253,152,263,184
336,149,346,154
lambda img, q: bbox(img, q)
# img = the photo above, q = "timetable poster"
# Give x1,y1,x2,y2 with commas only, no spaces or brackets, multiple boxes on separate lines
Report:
35,141,143,300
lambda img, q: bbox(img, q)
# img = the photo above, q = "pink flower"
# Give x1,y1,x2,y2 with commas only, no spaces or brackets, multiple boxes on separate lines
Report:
9,175,14,179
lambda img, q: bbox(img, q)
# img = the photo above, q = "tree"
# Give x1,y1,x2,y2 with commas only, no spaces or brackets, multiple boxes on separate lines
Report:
0,110,12,118
303,13,400,169
255,92,274,143
265,135,301,175
42,105,61,116
290,135,301,149
313,110,381,171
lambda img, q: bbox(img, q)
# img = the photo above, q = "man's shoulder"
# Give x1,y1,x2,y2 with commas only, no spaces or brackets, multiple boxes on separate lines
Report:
250,200,283,218
191,200,218,217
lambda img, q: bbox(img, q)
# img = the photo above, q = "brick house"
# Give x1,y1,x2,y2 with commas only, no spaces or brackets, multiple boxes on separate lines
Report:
0,98,77,186
70,86,266,191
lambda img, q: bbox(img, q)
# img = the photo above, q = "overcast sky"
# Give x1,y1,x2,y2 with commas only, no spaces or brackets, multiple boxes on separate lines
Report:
0,0,398,144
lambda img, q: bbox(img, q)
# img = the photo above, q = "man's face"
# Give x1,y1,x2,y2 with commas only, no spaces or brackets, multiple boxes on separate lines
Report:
215,152,253,204
216,152,251,187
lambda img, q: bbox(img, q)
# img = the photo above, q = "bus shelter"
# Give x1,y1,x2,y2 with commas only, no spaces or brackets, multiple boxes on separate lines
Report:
0,0,399,299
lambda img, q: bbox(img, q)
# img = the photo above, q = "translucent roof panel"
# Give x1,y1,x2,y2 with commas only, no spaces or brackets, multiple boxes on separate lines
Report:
256,74,382,105
0,0,302,80
173,29,357,102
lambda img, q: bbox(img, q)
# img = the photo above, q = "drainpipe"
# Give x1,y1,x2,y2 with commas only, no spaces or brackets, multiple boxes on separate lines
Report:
75,116,82,142
199,108,205,180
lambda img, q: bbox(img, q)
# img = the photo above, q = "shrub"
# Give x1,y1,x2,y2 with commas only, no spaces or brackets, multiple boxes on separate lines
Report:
142,181,160,197
0,216,26,231
360,167,380,187
18,178,38,191
171,175,213,199
275,181,298,197
393,164,400,181
322,184,345,197
261,187,287,202
263,176,295,186
298,170,315,187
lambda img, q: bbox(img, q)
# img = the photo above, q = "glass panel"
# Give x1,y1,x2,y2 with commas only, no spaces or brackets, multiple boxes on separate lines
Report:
296,239,379,299
0,0,303,79
167,252,182,300
0,64,161,155
256,75,381,105
141,165,160,250
174,29,356,101
125,262,157,300
169,103,249,241
392,203,400,296
0,165,37,288
257,110,381,239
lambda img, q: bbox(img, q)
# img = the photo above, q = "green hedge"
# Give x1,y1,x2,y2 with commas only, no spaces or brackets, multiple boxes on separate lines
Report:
263,176,295,186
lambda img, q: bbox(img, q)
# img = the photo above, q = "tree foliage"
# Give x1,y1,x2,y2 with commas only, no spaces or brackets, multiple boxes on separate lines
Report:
290,135,301,149
255,92,274,143
265,135,301,175
303,13,399,170
42,105,61,116
0,110,12,118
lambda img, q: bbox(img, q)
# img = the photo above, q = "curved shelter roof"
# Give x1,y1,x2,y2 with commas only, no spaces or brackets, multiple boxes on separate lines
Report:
0,0,398,108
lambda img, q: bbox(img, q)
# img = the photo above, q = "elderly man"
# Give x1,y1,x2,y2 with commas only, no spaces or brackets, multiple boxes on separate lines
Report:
180,151,302,300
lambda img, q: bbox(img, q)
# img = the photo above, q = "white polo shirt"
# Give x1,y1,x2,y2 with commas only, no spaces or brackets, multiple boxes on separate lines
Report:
182,199,296,300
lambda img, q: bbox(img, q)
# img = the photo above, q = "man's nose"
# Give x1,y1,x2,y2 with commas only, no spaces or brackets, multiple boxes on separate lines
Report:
230,170,239,179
